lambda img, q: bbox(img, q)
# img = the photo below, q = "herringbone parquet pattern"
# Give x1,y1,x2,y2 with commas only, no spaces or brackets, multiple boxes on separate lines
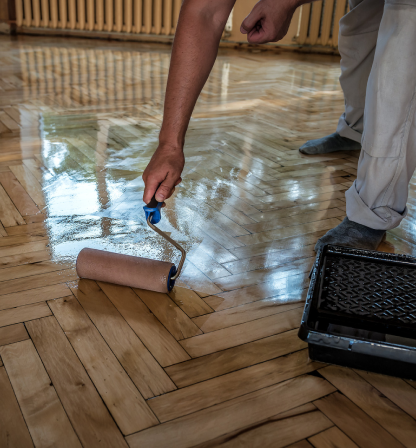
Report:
1,35,416,448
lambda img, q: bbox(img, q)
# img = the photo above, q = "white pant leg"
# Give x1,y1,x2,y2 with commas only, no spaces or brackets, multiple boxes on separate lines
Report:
346,0,416,229
336,0,384,142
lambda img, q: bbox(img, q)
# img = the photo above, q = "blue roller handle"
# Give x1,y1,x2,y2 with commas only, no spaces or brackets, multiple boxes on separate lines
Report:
143,194,163,224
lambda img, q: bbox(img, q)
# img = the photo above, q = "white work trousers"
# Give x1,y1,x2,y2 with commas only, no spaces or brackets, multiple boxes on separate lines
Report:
336,0,416,229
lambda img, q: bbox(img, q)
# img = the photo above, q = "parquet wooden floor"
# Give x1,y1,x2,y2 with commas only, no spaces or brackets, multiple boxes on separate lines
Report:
1,34,416,448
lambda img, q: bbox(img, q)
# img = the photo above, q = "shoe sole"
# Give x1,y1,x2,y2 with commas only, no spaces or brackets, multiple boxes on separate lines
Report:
299,146,361,155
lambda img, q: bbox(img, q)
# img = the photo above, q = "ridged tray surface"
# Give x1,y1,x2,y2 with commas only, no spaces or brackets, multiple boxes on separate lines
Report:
319,255,416,326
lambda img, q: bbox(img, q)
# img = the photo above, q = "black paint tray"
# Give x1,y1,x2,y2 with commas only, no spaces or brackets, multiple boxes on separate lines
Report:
299,244,416,380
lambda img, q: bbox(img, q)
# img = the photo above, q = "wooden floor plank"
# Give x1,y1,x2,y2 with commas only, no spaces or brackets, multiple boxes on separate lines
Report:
9,164,45,208
127,375,335,448
168,286,214,318
48,295,159,434
246,198,343,221
0,283,70,311
355,370,416,421
165,329,307,388
26,316,129,448
133,288,202,340
192,404,332,448
98,281,191,366
287,441,314,448
22,158,45,184
0,366,34,448
0,323,28,346
179,261,224,296
0,249,51,269
0,171,39,216
192,297,303,332
262,178,351,195
242,208,344,234
213,257,313,291
196,234,238,264
308,426,358,448
0,220,7,237
5,221,47,236
72,280,176,398
0,110,20,132
149,350,322,422
222,244,315,275
204,275,308,311
228,229,327,261
0,269,77,296
0,182,25,227
179,307,303,357
24,213,46,224
0,237,48,256
0,340,82,448
314,392,405,448
256,192,346,212
0,302,51,327
0,260,72,282
320,366,416,448
235,218,341,246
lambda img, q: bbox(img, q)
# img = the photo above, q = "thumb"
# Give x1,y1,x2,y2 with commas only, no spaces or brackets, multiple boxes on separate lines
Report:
240,3,263,34
155,174,177,202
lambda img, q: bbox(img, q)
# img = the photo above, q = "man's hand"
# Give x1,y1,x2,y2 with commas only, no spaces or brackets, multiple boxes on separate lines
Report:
240,0,299,44
142,144,185,205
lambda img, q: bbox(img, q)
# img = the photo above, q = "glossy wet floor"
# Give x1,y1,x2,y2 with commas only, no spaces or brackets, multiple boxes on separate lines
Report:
1,34,416,448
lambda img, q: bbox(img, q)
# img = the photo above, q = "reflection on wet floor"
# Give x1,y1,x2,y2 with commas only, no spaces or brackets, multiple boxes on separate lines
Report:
2,34,410,295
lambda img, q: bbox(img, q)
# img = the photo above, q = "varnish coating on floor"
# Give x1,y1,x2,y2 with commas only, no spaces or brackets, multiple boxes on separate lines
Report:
0,35,416,448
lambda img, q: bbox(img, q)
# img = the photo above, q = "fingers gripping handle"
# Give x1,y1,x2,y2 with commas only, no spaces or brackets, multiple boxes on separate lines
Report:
143,193,163,224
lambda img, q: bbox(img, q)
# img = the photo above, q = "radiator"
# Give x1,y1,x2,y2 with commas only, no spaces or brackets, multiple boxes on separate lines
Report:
297,0,349,48
15,0,182,35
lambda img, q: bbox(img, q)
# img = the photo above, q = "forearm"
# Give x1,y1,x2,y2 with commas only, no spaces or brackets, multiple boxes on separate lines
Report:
159,0,235,149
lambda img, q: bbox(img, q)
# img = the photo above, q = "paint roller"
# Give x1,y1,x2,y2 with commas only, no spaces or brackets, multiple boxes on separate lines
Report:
76,194,186,293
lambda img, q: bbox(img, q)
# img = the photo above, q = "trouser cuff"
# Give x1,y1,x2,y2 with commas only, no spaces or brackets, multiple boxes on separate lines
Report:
345,181,407,230
336,113,363,143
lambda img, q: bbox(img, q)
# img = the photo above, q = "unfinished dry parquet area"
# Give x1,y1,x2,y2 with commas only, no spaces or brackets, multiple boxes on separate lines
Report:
1,35,416,448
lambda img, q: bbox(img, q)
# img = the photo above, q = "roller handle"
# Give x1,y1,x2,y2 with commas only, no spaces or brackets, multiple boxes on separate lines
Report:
143,193,163,224
143,188,187,282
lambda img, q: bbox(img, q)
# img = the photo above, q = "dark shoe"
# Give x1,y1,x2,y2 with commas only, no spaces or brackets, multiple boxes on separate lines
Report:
299,132,361,155
315,217,386,252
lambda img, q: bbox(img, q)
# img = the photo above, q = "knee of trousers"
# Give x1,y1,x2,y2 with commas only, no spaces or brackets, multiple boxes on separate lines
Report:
339,0,384,36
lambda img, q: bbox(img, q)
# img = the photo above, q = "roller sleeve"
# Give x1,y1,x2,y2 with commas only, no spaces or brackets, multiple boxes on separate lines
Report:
76,248,176,293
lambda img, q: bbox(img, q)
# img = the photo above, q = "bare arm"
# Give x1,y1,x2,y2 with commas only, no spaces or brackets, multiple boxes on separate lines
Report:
143,0,313,204
142,0,236,203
